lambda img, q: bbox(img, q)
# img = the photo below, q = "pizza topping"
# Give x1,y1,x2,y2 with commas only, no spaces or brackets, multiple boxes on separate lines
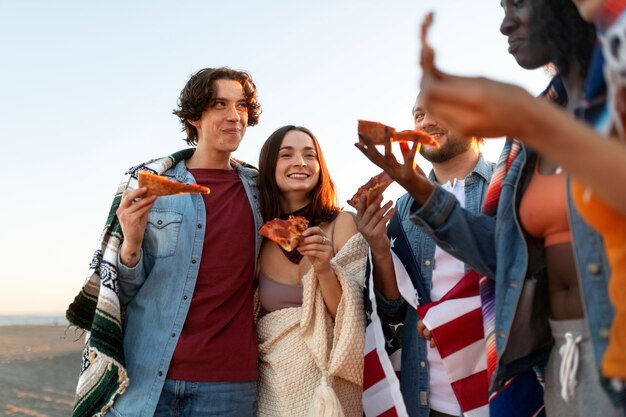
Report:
259,215,309,252
137,171,211,197
347,171,394,209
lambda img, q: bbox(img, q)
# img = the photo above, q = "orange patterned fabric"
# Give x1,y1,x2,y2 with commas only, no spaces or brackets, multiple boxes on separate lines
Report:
572,179,626,378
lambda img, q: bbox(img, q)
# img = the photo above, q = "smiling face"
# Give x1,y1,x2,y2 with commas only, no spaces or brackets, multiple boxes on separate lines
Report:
413,96,473,163
189,79,249,155
275,130,321,198
500,0,552,70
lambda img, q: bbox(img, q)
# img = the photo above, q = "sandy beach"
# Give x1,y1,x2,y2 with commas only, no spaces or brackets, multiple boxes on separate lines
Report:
0,325,84,417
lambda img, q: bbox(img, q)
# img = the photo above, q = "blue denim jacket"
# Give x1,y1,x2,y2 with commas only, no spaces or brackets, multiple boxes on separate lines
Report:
376,154,494,417
107,159,263,417
408,144,623,405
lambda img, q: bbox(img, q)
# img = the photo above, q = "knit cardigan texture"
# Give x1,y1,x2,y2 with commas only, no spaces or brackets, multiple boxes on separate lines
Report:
256,233,368,417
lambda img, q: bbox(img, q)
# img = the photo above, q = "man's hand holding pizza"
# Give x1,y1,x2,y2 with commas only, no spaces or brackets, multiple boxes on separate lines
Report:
355,133,434,205
116,187,157,267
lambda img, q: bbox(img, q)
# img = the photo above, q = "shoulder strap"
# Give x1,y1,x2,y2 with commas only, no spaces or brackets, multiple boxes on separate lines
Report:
387,212,431,305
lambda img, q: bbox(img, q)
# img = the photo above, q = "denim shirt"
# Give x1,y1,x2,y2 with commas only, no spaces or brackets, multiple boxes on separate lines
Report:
107,159,263,417
408,144,623,405
376,154,494,417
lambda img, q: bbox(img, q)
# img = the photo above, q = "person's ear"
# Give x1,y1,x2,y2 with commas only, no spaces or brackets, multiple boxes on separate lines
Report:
188,119,201,127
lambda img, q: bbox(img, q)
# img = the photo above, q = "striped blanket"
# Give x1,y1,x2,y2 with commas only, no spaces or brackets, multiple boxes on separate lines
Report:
65,149,194,417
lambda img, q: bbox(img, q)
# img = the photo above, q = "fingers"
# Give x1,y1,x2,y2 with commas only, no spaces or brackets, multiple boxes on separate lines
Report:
354,142,389,171
399,142,411,159
419,12,438,77
417,319,432,340
120,187,148,206
300,227,332,249
360,196,393,226
405,141,420,171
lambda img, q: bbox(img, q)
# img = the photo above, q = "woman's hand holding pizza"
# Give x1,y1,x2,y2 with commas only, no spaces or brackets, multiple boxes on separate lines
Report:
298,226,335,277
116,187,157,267
356,194,394,255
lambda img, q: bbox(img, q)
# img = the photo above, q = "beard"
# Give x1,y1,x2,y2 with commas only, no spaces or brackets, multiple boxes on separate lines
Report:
420,134,472,163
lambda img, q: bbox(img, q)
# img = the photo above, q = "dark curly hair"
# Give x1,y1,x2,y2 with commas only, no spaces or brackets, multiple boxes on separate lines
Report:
534,0,597,79
258,125,340,224
173,67,262,146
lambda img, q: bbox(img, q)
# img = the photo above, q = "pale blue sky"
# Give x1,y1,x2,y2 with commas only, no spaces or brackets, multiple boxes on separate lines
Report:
0,1,550,315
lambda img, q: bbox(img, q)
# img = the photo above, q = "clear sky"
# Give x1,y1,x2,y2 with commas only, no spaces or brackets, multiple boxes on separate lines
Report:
0,0,551,315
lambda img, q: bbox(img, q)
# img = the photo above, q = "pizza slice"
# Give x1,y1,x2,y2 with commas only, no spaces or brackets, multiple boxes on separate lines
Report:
357,120,440,148
137,171,211,197
347,171,394,209
259,216,309,252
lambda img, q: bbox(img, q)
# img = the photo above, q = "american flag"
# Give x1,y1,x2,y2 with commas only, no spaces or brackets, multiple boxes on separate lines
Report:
363,253,409,417
416,270,489,417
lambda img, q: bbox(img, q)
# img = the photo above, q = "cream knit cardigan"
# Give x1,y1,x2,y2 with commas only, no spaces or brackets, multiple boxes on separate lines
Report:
256,233,368,417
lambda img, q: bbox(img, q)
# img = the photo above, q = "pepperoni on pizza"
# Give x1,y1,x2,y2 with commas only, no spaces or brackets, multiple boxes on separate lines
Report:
259,215,309,251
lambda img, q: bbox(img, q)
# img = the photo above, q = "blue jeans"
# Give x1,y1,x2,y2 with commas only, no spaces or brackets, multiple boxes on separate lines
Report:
154,379,257,417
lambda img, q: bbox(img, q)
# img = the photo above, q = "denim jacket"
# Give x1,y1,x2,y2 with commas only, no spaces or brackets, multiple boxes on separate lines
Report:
376,154,494,417
107,159,263,417
408,144,623,405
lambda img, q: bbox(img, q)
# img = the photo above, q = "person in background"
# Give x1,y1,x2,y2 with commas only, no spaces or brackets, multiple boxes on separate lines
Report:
356,95,493,417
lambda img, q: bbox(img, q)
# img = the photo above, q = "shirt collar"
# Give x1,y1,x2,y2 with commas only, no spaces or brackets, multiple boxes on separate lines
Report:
428,152,491,184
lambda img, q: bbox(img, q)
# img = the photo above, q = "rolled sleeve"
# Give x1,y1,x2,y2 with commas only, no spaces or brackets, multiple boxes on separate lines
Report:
408,185,457,232
407,184,498,278
375,288,408,325
117,249,146,305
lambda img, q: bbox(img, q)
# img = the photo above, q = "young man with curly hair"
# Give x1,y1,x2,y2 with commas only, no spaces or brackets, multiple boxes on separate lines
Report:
69,67,263,417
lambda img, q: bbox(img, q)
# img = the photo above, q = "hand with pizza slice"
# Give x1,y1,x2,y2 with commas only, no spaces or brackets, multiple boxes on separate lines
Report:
347,171,394,209
355,122,434,206
259,216,309,252
115,171,211,267
138,171,211,197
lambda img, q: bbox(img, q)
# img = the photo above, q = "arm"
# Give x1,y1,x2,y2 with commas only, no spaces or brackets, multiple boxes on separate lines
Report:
420,64,626,216
409,185,497,278
115,187,156,304
355,195,398,300
355,195,408,324
355,135,497,278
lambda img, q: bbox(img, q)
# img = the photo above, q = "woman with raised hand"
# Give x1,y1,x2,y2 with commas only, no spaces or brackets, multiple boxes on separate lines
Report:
255,125,367,417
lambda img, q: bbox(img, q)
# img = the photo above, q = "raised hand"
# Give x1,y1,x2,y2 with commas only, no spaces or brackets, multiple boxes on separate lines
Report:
116,187,157,266
355,195,394,254
354,136,434,205
418,12,533,140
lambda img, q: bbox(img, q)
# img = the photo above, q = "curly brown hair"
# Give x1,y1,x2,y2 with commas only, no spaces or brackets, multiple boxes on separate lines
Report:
258,125,340,224
173,67,262,146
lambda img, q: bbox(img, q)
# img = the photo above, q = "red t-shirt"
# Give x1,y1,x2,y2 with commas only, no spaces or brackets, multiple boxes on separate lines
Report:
167,168,257,382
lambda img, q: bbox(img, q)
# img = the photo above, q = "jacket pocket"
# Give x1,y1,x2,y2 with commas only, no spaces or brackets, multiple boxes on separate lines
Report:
144,209,183,258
